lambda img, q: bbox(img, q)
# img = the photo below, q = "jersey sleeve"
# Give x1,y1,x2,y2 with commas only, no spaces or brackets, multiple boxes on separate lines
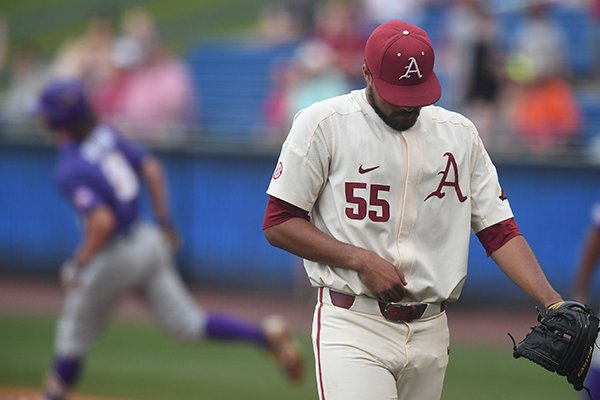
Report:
266,108,331,211
58,172,102,215
469,128,514,233
263,195,310,229
476,217,522,256
589,199,600,230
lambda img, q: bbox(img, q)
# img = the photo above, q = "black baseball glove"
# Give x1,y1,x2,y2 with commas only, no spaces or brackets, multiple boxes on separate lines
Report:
509,301,599,395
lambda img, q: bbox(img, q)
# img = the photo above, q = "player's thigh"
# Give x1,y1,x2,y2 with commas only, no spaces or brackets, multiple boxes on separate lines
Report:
313,304,404,400
320,353,398,400
396,312,449,400
145,262,204,340
55,259,123,356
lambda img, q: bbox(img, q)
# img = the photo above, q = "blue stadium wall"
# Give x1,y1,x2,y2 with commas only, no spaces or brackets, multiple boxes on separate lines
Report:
2,141,600,300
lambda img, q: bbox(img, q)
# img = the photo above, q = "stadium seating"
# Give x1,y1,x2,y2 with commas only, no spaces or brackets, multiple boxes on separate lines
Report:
185,4,599,141
186,41,299,136
576,90,600,145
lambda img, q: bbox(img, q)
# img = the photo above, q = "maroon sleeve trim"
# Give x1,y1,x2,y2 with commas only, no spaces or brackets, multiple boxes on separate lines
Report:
476,217,522,256
263,195,310,229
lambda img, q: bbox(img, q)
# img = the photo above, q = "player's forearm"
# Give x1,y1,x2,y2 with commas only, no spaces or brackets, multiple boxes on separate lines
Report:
75,237,106,266
491,235,562,307
572,227,600,297
264,218,369,273
142,156,172,225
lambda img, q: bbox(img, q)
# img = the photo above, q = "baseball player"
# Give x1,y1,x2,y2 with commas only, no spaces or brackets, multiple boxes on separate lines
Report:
263,19,563,400
34,79,303,400
572,198,600,398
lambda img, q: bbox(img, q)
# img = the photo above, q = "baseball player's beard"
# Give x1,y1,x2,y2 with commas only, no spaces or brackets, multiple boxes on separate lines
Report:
367,86,420,132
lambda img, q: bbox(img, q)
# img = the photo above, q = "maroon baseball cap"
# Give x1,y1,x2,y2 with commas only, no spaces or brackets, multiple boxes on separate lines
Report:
365,20,441,107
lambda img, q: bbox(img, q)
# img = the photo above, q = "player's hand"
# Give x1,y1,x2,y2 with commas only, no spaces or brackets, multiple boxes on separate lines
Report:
160,221,181,253
60,260,81,289
355,251,408,302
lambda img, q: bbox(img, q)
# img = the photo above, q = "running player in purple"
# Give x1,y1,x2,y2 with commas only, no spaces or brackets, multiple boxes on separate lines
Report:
572,197,600,399
35,79,303,400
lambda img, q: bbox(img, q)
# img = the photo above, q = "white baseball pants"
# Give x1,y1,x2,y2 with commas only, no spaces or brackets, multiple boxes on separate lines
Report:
54,223,204,357
312,287,450,400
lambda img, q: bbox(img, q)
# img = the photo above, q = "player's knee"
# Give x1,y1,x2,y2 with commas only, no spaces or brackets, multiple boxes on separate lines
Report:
171,326,201,341
163,316,204,342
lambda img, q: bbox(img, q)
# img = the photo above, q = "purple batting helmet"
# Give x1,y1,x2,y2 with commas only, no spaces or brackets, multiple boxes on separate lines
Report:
35,79,93,130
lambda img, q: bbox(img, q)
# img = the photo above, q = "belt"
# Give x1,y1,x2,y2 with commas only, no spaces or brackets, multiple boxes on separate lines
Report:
323,288,446,323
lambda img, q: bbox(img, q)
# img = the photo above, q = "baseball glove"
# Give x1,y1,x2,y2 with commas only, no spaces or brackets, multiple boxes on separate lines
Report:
508,301,599,395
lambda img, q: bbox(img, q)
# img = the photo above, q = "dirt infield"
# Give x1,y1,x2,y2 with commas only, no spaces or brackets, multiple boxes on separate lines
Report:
0,277,314,331
0,276,537,345
0,386,129,400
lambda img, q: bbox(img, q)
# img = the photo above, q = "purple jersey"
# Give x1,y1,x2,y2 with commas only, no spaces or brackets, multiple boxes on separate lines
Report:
55,124,148,235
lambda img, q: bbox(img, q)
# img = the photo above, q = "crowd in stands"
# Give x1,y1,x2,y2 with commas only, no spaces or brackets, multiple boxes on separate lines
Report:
0,0,598,155
0,7,197,142
259,0,599,153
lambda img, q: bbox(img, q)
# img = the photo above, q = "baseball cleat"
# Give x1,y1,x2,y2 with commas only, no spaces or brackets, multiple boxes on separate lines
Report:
38,373,68,400
262,315,304,382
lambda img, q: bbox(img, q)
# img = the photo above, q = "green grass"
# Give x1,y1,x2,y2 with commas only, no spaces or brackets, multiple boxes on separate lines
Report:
443,345,578,400
3,0,273,58
0,312,579,400
0,312,315,400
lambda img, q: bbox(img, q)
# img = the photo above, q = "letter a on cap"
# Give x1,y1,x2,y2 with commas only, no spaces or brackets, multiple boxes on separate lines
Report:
399,57,423,80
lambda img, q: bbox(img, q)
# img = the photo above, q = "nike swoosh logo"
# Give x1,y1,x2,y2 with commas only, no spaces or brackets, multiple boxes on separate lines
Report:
358,165,380,174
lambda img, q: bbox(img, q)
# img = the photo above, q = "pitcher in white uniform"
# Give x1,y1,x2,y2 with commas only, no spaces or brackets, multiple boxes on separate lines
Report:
263,19,563,400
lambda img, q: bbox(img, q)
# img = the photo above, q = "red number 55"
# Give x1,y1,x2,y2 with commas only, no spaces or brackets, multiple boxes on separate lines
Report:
345,182,391,222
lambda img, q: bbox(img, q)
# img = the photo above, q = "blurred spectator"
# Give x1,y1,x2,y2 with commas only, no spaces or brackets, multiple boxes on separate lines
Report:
287,40,352,114
313,0,368,85
0,43,49,134
119,6,157,54
506,77,581,151
262,59,299,142
263,39,352,143
261,1,362,141
49,9,115,88
91,7,198,142
362,0,430,27
512,3,568,81
503,2,582,152
441,0,503,146
256,0,316,43
89,37,142,121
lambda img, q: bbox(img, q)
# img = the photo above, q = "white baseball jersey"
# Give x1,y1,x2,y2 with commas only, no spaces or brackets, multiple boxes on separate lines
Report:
267,89,513,304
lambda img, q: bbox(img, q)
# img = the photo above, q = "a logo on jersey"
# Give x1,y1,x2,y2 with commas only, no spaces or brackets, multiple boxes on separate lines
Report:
272,161,283,180
399,57,423,80
358,164,380,174
73,186,95,209
424,152,467,202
